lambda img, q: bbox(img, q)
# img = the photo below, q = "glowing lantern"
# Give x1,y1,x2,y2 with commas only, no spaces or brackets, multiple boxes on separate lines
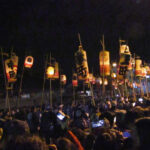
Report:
99,50,110,76
46,66,54,78
111,73,117,79
97,78,103,85
72,73,78,87
135,58,142,77
112,62,117,68
142,67,146,77
75,45,89,80
24,56,34,68
60,75,67,85
120,44,130,54
5,53,18,83
104,79,108,85
119,40,130,54
145,65,150,75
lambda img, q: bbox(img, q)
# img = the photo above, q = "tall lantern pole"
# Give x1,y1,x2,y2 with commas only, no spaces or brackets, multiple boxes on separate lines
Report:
100,35,105,97
41,55,48,108
18,60,25,107
50,53,52,109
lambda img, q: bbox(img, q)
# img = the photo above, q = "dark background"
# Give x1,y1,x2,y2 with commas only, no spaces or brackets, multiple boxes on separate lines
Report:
0,0,150,91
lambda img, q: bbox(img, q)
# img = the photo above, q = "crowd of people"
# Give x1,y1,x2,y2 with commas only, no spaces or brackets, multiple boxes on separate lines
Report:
0,97,150,150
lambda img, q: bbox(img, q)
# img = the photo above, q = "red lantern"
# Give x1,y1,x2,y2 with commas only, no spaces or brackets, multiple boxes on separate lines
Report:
24,56,34,68
72,73,78,87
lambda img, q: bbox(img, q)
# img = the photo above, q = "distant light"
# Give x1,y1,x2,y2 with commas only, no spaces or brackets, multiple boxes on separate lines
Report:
146,75,150,79
133,83,137,88
138,98,143,103
132,102,136,107
112,62,117,67
47,66,54,76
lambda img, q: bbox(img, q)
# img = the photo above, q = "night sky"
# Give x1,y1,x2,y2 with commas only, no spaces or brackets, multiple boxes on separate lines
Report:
0,0,150,90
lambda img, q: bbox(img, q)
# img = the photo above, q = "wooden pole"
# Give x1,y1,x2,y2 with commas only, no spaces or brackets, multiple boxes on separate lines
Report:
60,81,63,105
89,82,95,106
73,86,75,104
145,77,149,98
49,52,52,109
41,55,48,108
140,77,144,97
18,63,25,107
101,35,105,98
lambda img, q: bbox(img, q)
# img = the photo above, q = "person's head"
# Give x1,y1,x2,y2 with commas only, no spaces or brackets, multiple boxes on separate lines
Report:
4,135,48,150
4,119,30,137
93,132,114,150
57,137,77,150
134,117,150,149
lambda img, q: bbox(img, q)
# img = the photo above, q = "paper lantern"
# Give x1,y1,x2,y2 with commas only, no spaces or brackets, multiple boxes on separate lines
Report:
72,73,78,87
111,73,117,79
5,59,16,83
145,65,150,75
75,45,89,80
96,78,102,85
47,61,59,79
24,56,34,68
135,58,142,77
46,66,54,78
5,53,18,83
60,75,67,85
99,50,110,76
120,44,130,54
104,79,108,85
112,62,117,68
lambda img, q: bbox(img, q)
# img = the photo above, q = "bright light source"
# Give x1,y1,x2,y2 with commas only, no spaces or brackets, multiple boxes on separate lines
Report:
146,75,150,79
47,66,54,76
112,62,117,67
111,73,117,79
